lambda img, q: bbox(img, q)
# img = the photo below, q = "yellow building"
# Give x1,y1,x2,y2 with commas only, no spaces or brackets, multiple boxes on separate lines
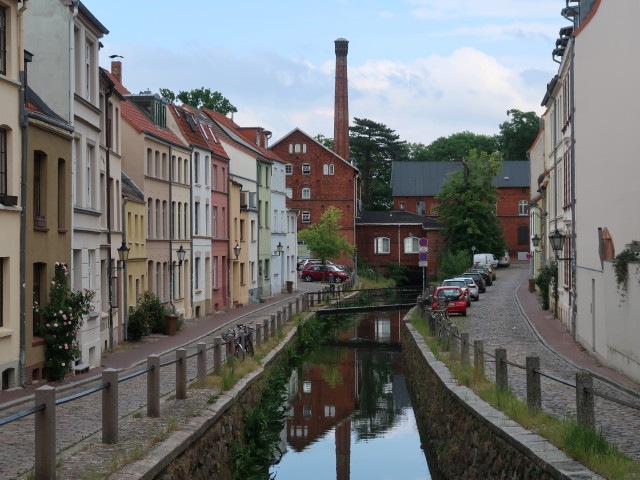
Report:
230,180,249,307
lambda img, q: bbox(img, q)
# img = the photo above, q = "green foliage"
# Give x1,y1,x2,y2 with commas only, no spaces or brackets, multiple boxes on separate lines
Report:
298,206,355,264
612,242,640,300
159,87,237,115
435,149,507,256
403,131,499,162
438,250,472,281
314,133,334,150
35,263,96,381
383,261,408,284
534,261,557,310
349,117,407,211
127,291,169,340
498,109,540,161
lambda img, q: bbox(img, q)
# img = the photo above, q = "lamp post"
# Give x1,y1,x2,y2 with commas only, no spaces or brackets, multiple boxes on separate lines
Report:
531,234,541,248
169,244,186,312
233,241,241,260
108,241,130,347
549,229,572,319
276,242,283,256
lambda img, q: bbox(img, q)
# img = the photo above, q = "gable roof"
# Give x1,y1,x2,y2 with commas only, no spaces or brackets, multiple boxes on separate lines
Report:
121,171,145,203
356,210,442,229
101,68,186,148
168,104,229,160
391,160,530,197
271,127,359,173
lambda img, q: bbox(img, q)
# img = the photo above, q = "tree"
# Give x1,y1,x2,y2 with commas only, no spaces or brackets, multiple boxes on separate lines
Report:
435,149,507,257
314,134,334,150
298,207,355,281
159,87,237,115
402,131,499,163
498,109,540,160
349,118,407,211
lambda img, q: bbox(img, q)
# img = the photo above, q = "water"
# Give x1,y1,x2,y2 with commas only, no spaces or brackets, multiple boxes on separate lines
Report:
270,311,438,480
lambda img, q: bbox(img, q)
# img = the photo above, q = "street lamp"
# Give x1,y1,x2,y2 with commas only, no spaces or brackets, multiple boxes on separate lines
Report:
117,241,130,263
549,229,572,261
233,241,241,260
531,235,541,247
276,242,283,256
176,244,186,264
169,244,187,312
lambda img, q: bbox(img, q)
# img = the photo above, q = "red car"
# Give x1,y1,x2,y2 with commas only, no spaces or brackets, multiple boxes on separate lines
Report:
433,286,467,316
300,265,349,283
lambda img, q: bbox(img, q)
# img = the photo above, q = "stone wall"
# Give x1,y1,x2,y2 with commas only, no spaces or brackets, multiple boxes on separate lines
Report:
401,318,602,480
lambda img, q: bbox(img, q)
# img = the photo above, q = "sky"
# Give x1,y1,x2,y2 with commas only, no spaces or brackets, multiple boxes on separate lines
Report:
83,0,567,146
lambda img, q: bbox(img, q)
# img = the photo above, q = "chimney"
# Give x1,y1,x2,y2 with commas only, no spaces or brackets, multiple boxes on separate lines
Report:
333,38,349,161
111,61,122,83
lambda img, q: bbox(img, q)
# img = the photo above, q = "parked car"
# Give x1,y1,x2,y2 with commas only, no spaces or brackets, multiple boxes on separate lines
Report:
460,272,486,292
474,263,496,281
433,286,467,316
473,253,498,268
498,251,511,268
470,268,492,286
441,279,471,306
300,265,349,283
456,277,479,301
299,258,345,271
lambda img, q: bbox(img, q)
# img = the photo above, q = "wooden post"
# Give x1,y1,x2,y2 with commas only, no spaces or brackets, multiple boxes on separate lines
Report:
474,340,484,377
35,385,56,480
495,349,508,392
176,348,187,400
197,342,207,384
213,336,222,373
102,369,119,444
576,370,595,430
147,355,160,417
526,356,541,414
461,333,470,367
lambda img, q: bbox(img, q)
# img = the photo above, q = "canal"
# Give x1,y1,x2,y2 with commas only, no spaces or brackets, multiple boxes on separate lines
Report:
269,309,443,479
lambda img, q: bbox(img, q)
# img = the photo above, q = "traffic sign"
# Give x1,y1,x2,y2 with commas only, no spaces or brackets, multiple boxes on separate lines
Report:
418,252,428,261
419,237,428,247
419,261,428,267
419,246,429,253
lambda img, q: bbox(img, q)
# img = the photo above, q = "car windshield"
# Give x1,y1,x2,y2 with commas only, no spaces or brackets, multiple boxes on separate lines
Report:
444,280,465,287
437,288,460,299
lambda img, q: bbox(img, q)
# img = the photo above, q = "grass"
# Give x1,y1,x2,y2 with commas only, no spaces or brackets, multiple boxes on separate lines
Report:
410,309,640,480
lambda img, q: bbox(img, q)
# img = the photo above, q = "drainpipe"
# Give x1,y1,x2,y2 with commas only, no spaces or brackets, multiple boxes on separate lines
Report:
169,146,174,312
189,146,194,319
569,43,577,339
18,0,30,385
121,197,128,340
105,85,114,349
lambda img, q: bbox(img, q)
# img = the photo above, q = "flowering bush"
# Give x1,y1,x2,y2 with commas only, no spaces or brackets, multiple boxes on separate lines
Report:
35,263,95,381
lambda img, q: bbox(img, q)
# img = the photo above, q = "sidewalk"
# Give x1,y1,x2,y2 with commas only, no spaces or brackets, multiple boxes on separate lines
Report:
0,284,315,412
514,271,640,396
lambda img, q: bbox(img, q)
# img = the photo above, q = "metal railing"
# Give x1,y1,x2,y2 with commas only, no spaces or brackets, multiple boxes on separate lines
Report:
0,293,308,479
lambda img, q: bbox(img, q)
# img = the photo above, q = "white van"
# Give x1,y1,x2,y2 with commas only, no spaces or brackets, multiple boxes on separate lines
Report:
473,253,498,268
498,251,510,267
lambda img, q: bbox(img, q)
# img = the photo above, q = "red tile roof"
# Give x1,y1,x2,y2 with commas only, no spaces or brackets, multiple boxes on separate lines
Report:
168,104,229,160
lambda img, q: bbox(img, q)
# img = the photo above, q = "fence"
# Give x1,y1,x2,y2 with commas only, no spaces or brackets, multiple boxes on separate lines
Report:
0,291,322,479
416,292,640,433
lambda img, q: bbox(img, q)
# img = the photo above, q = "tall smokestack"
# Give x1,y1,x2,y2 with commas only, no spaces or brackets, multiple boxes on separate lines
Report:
333,38,349,162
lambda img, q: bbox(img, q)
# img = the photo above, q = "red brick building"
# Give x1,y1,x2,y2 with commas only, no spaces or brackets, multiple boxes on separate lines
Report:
356,211,444,283
270,128,360,267
391,161,530,259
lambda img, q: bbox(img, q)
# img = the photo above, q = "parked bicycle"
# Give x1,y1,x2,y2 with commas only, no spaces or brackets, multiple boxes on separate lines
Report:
222,327,245,360
236,322,255,357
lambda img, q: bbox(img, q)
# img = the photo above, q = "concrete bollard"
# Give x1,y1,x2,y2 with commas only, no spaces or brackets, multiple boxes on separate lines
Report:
197,342,207,384
102,369,119,444
450,328,460,359
461,333,470,367
270,314,276,338
282,306,287,325
495,349,508,392
176,348,187,400
255,324,262,348
576,370,595,430
296,297,300,313
213,336,222,374
288,301,293,320
309,293,314,308
474,340,484,377
526,356,542,414
35,385,56,480
147,355,160,417
276,310,282,330
263,319,269,342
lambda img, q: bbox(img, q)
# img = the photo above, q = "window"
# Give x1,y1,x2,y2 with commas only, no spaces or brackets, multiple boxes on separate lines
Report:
519,200,528,216
404,237,419,254
205,156,210,187
0,128,6,195
294,144,301,153
194,152,200,184
155,199,160,238
32,262,46,336
0,7,6,75
194,202,200,235
301,187,310,199
213,256,218,288
285,163,292,175
322,164,334,175
302,164,311,175
147,199,152,237
329,164,334,175
264,259,269,279
212,206,217,238
195,257,200,289
416,200,426,215
301,211,310,223
34,151,46,227
517,225,529,245
154,151,159,179
0,258,4,327
374,237,390,254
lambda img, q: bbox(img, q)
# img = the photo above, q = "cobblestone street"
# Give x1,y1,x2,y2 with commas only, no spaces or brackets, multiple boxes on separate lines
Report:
460,262,640,460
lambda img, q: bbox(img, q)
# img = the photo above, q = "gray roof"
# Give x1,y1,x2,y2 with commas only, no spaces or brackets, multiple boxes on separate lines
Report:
121,172,144,202
356,211,442,229
391,160,530,196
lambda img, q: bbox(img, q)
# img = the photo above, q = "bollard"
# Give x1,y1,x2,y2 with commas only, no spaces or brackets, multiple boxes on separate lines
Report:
461,332,470,367
276,310,282,330
576,370,595,430
35,385,56,480
288,301,293,320
147,355,160,417
213,336,222,373
197,342,207,384
282,307,287,325
263,319,269,342
255,324,262,348
102,369,119,444
495,349,508,392
309,293,314,307
474,340,484,377
270,314,276,338
296,297,300,313
176,348,187,400
450,329,460,360
526,356,541,414
317,290,322,304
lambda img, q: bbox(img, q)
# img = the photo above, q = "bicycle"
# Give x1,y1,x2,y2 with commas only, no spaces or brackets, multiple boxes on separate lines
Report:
236,322,255,357
222,328,245,360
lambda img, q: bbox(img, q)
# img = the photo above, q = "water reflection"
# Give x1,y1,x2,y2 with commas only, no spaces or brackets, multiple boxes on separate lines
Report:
271,311,437,480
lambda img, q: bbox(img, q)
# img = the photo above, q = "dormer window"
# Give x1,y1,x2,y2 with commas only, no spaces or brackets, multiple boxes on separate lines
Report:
127,92,167,127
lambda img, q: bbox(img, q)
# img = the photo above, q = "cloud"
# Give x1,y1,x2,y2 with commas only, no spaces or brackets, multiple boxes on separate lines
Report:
407,0,561,20
431,21,558,44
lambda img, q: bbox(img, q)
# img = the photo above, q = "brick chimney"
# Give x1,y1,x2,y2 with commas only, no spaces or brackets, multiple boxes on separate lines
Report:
111,61,122,83
333,38,349,162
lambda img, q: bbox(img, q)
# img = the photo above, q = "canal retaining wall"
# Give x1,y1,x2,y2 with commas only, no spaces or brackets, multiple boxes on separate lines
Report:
401,316,602,479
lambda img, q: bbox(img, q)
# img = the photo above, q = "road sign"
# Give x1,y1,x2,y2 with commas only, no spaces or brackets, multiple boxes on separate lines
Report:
419,237,428,247
419,261,428,267
418,252,428,262
419,246,429,253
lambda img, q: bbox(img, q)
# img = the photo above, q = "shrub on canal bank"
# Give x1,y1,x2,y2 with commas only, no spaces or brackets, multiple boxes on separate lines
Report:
410,310,640,480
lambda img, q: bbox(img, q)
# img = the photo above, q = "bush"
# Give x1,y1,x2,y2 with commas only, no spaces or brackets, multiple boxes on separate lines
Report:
127,307,150,341
438,250,472,281
127,291,169,340
534,261,557,310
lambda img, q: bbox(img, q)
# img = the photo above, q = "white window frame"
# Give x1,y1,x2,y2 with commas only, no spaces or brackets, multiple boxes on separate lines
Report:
301,211,310,223
285,163,292,175
301,187,311,199
404,237,419,254
329,164,334,175
518,200,528,216
302,163,311,175
374,237,390,254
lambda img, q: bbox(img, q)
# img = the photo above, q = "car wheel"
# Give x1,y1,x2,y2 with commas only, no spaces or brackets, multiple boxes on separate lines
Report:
304,275,313,282
474,296,479,301
461,310,467,316
334,276,343,283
